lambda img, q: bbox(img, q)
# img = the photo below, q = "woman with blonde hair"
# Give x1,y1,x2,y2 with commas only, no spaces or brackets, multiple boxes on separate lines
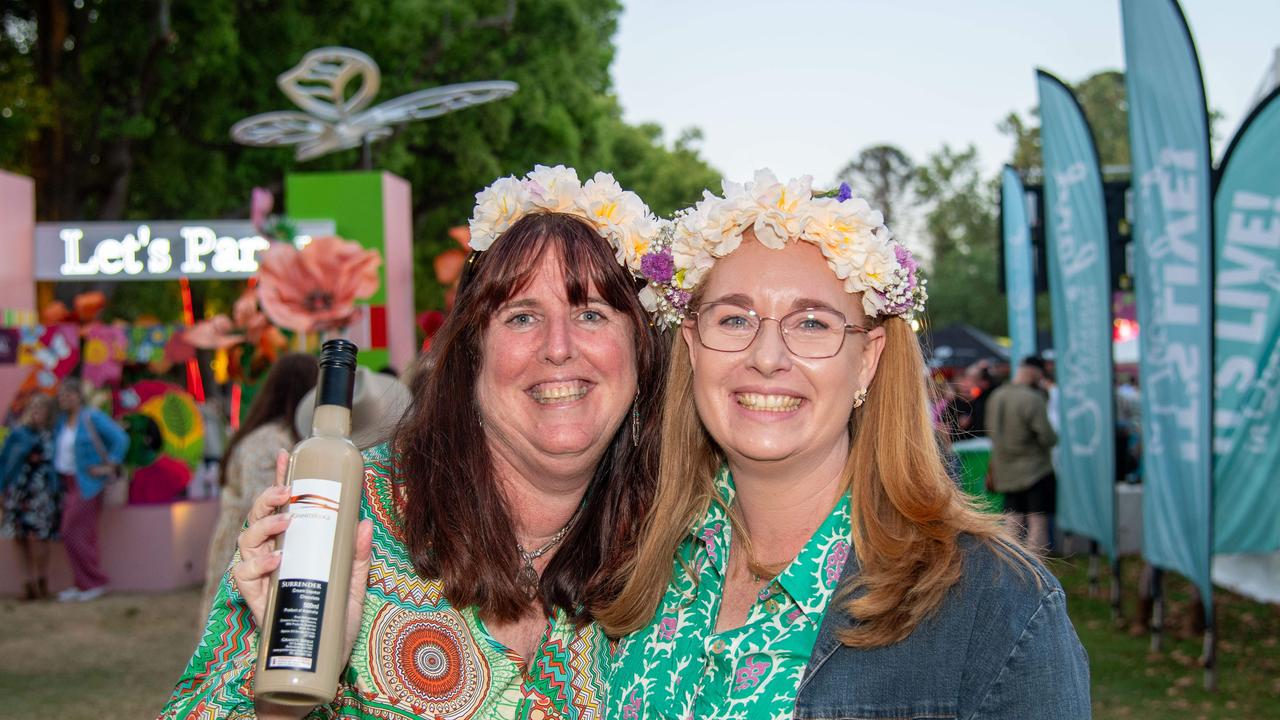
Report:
1,393,61,600
602,171,1089,719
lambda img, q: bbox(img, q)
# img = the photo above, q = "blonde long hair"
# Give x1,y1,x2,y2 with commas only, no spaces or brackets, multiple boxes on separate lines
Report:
598,315,1026,647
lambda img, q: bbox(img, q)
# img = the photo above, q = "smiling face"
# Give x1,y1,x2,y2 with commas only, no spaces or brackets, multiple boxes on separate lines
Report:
682,236,885,472
475,253,638,481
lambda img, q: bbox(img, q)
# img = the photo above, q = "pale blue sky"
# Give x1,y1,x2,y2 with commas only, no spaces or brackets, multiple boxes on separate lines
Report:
613,0,1279,185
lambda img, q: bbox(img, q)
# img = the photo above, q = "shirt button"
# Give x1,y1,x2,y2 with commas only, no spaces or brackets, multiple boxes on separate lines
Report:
764,599,780,614
710,639,726,654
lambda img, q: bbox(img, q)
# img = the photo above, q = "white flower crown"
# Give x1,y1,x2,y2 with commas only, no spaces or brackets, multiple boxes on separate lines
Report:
468,164,663,283
635,169,927,326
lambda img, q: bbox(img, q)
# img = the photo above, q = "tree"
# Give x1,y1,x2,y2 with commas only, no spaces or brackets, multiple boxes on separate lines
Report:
999,70,1129,173
0,0,721,313
836,144,914,229
1000,68,1222,173
914,144,1006,336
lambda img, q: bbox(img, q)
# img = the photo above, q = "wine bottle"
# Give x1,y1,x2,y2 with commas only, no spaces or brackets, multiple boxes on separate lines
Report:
255,339,365,706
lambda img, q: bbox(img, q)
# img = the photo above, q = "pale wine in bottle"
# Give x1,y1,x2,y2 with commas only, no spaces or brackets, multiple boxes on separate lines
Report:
255,339,364,706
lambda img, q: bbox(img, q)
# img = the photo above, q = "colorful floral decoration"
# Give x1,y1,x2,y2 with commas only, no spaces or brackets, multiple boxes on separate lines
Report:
434,226,471,311
38,291,107,327
18,324,80,390
181,315,245,350
249,186,297,243
116,380,204,503
256,236,383,333
417,310,446,353
129,324,175,364
640,169,928,326
82,323,129,386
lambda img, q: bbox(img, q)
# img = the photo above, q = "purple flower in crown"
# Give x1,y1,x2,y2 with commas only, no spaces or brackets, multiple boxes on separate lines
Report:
836,182,852,202
640,248,675,283
878,243,927,316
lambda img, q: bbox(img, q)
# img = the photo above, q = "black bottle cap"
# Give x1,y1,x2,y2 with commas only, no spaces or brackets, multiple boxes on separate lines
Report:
316,339,359,408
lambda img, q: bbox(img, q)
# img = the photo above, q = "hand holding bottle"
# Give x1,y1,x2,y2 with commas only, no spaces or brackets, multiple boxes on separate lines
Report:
234,451,374,669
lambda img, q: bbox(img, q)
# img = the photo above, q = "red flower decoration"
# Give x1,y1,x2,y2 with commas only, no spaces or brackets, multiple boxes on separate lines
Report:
256,236,382,333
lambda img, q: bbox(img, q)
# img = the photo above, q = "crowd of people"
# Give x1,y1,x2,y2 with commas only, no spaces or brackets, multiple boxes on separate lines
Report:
928,354,1144,556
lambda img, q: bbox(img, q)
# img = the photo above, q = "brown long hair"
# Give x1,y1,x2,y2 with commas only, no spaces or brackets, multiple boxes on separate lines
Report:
219,353,318,486
599,311,1025,647
393,212,667,624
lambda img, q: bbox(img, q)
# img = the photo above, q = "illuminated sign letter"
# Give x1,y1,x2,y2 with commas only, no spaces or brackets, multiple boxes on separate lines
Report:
180,227,217,273
60,228,96,275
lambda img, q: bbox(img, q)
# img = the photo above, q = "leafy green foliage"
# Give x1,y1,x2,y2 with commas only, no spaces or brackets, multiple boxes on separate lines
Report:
1000,71,1131,173
914,144,1007,336
836,144,915,229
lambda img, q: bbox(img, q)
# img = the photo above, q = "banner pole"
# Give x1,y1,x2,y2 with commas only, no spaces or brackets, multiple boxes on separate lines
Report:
1087,541,1100,598
1204,612,1217,690
1111,556,1123,620
1150,568,1165,652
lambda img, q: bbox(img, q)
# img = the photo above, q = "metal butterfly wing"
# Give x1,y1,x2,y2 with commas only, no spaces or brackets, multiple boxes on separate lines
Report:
231,46,518,162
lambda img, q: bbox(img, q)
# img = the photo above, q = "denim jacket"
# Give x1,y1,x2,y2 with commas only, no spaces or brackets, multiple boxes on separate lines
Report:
56,408,129,500
794,535,1090,719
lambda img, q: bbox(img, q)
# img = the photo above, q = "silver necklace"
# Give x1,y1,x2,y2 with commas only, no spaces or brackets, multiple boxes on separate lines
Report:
516,520,573,599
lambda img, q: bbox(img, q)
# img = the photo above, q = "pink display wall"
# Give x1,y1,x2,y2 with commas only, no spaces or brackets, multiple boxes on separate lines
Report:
0,170,36,413
0,500,219,596
381,173,416,373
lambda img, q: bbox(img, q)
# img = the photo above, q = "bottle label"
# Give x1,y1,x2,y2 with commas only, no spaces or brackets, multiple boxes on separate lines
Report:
264,478,342,672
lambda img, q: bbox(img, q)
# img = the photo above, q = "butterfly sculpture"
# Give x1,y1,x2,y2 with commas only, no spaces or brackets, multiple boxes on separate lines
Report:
231,47,518,162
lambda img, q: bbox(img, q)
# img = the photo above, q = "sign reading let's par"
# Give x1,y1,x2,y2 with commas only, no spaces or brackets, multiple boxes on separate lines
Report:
34,221,335,281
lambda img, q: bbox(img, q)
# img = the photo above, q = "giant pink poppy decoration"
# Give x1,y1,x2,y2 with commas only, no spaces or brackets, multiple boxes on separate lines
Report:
256,236,382,333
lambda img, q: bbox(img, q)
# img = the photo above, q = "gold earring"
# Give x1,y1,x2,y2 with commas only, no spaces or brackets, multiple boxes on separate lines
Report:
853,387,868,408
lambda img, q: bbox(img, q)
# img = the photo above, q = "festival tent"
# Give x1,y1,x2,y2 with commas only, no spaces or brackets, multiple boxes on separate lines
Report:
920,323,1010,372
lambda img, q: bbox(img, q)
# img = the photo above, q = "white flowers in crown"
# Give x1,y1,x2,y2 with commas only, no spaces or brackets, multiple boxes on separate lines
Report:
654,168,927,322
467,165,660,275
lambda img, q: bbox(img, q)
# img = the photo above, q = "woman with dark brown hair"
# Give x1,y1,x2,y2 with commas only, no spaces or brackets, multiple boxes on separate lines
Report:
162,166,668,719
198,352,318,623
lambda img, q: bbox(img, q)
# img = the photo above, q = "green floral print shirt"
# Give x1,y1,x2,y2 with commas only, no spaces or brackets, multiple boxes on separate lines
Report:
607,465,853,720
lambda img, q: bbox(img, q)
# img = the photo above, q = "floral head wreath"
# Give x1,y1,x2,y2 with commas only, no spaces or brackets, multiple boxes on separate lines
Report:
467,165,669,316
635,169,927,327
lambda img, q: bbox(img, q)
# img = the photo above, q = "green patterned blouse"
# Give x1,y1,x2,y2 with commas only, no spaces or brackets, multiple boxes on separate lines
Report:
159,443,612,720
607,466,852,720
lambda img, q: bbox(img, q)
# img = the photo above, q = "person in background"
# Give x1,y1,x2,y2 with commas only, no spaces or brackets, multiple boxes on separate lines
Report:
54,380,129,602
986,356,1058,551
291,365,411,452
0,394,61,600
954,360,997,438
198,353,318,622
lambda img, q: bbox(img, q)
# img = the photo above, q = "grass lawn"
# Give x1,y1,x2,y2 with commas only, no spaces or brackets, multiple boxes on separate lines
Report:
0,587,203,719
1052,554,1280,719
0,557,1275,719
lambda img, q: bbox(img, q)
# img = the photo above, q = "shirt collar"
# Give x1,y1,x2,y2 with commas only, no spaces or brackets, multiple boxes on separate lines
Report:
689,465,735,576
773,492,853,622
688,464,854,621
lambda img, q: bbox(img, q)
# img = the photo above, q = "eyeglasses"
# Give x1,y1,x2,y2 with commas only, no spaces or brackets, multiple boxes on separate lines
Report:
688,302,869,359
